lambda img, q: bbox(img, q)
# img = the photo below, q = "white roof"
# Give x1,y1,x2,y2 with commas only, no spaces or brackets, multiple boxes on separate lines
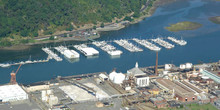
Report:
109,71,125,84
0,84,27,99
99,73,108,79
81,47,99,55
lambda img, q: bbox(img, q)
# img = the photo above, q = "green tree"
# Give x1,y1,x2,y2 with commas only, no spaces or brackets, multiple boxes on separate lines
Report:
101,23,104,28
49,36,54,40
93,26,96,30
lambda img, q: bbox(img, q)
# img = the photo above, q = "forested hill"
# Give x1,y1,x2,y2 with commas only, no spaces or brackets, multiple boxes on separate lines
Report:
0,0,147,38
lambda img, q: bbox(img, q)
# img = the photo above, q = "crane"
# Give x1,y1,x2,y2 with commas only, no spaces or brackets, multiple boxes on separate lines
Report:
10,64,22,84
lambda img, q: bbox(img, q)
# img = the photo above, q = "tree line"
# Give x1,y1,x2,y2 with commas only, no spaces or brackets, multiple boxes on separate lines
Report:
0,0,147,38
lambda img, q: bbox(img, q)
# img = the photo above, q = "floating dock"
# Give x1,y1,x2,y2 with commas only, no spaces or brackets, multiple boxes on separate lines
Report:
133,38,161,51
73,44,99,57
114,39,143,52
92,41,123,56
152,38,175,49
54,46,80,59
167,37,187,46
42,47,63,61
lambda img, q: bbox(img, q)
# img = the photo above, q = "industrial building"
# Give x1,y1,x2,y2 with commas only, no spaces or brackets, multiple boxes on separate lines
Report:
0,84,28,102
127,62,150,87
156,79,197,102
109,70,125,85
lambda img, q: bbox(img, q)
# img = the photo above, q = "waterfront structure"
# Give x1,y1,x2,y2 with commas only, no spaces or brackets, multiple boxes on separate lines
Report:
152,38,175,49
200,69,220,84
167,37,187,46
55,46,80,59
74,44,99,56
114,39,143,52
133,38,161,51
92,41,123,56
0,84,28,102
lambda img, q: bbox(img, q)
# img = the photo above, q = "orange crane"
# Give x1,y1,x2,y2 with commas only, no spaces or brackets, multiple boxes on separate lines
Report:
10,64,22,84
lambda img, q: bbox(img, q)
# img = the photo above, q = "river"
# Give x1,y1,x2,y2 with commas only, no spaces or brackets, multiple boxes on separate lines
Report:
0,0,220,84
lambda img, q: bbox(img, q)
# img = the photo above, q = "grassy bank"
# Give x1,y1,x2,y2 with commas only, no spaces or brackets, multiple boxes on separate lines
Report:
165,21,202,32
209,16,220,24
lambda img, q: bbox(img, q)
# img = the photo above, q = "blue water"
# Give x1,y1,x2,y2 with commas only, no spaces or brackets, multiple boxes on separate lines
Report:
0,0,220,84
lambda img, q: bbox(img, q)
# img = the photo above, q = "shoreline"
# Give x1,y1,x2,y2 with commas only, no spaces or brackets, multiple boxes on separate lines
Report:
0,0,176,51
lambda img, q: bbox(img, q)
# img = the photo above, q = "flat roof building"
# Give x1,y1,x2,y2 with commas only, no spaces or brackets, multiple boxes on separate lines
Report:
156,79,197,102
0,84,28,102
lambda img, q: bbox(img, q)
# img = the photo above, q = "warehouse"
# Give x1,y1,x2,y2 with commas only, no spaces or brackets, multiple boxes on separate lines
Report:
0,84,28,102
156,79,197,102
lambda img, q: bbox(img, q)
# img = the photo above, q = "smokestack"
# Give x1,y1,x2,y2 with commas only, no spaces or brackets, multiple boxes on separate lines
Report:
155,52,158,75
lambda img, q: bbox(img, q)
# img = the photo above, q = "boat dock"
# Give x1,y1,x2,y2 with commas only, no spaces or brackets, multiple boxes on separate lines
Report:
114,39,143,52
73,44,99,57
133,38,161,51
151,38,175,49
0,57,50,68
167,37,187,46
54,46,80,59
92,41,123,56
42,47,63,61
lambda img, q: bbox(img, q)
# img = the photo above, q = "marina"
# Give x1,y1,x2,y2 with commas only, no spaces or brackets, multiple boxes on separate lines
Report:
42,47,63,61
73,44,99,57
0,37,187,68
54,46,80,59
167,37,187,46
114,39,143,52
133,38,161,51
92,41,123,56
152,38,175,49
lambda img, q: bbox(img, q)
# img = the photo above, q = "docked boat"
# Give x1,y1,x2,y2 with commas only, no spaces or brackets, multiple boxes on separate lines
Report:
167,37,187,46
92,41,123,56
133,38,161,51
152,38,175,49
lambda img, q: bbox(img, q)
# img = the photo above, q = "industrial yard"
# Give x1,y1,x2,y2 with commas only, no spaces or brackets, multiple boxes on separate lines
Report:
0,56,220,110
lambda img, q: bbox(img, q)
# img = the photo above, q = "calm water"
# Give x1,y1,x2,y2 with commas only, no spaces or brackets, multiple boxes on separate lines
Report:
0,0,220,84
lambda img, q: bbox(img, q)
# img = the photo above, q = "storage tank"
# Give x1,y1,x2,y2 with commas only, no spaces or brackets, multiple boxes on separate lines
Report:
165,64,172,70
179,64,186,70
49,95,58,107
185,63,193,69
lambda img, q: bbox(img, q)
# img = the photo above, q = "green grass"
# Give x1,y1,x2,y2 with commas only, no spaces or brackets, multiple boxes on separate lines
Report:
165,21,202,32
162,103,218,110
209,16,220,24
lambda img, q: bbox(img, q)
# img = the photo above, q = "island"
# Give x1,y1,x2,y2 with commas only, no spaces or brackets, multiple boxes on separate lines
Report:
209,16,220,24
165,21,202,32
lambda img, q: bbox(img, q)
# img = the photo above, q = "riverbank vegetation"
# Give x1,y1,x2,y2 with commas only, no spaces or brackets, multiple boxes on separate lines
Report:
0,0,147,38
0,0,152,47
165,21,202,32
209,16,220,24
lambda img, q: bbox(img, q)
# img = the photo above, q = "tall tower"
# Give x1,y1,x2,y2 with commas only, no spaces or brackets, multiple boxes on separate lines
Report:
10,72,17,84
155,52,158,75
